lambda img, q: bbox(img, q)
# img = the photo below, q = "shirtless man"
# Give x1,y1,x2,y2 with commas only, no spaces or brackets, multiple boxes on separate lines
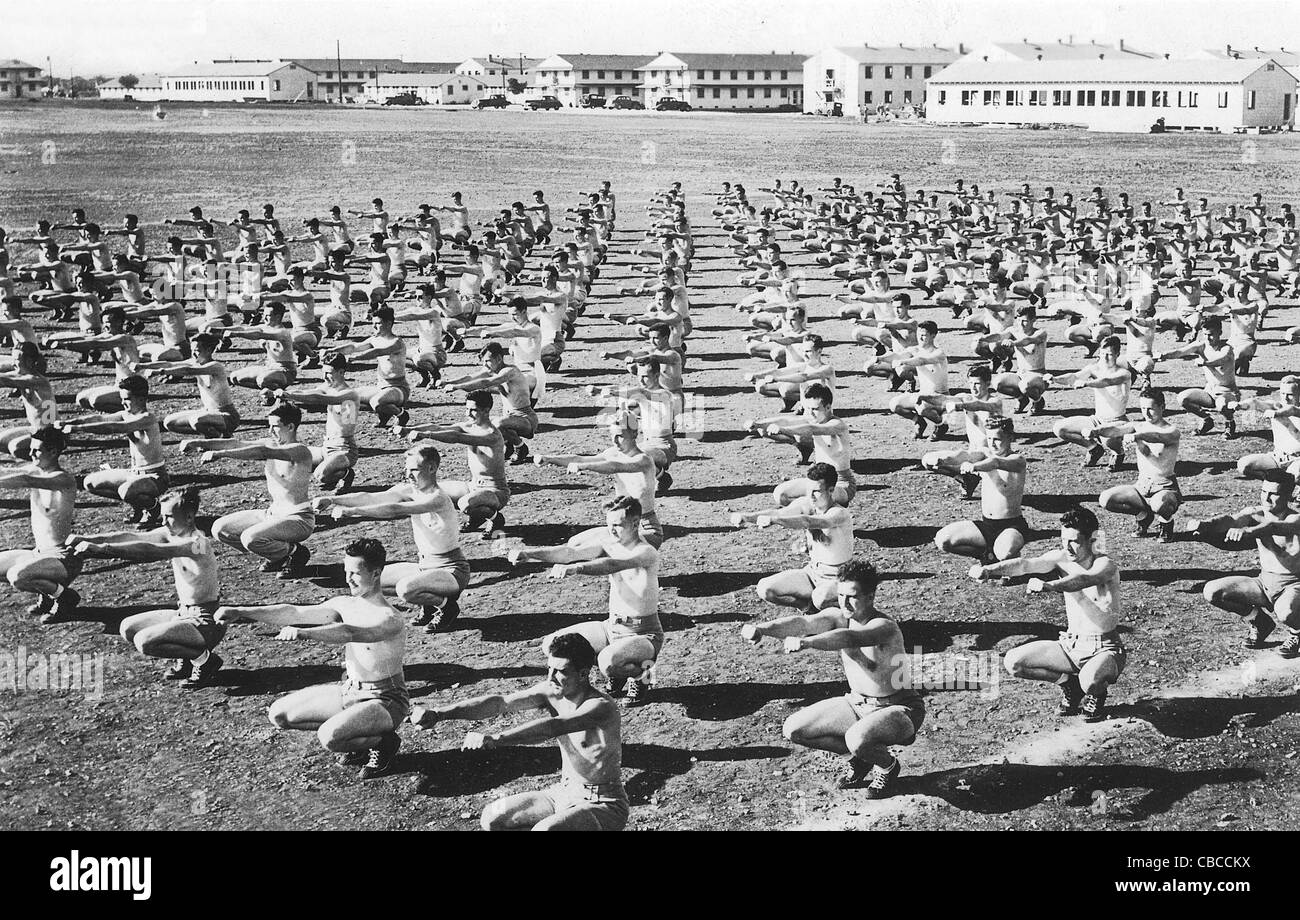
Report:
595,358,679,492
64,375,169,529
920,364,1005,498
409,632,628,830
1193,476,1300,657
226,300,298,406
1236,376,1300,482
0,342,57,460
74,487,226,688
185,402,315,577
275,353,361,492
934,417,1029,564
742,558,923,797
216,538,407,779
444,342,536,465
509,497,663,703
751,384,856,507
322,306,409,429
734,463,854,614
1156,316,1238,438
1049,335,1132,470
139,332,241,439
972,507,1124,721
533,410,663,548
874,321,950,439
1097,388,1182,541
391,285,448,389
992,305,1050,415
0,426,81,622
315,445,470,632
402,391,509,536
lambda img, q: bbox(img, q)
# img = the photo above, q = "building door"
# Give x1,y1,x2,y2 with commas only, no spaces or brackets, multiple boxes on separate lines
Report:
1285,93,1293,122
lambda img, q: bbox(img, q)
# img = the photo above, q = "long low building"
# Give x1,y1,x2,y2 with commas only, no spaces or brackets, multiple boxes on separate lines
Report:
161,60,318,102
361,72,489,105
927,57,1296,132
96,74,166,101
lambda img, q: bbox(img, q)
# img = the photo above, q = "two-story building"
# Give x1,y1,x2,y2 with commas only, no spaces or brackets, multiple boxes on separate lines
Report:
362,72,489,105
292,59,457,102
637,52,806,110
456,56,540,94
529,54,653,106
803,44,964,114
0,60,43,99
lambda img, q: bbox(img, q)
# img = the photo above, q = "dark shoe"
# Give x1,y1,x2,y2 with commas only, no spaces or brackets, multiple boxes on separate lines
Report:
1197,416,1214,436
358,732,400,780
1031,397,1045,416
1224,417,1238,440
260,554,291,574
795,440,814,465
425,596,461,632
1108,447,1124,472
607,675,628,697
657,470,674,493
836,757,873,789
336,749,368,766
864,757,901,799
1080,689,1108,723
179,652,223,690
1058,675,1084,715
1279,633,1300,659
27,594,56,619
1083,444,1105,468
277,543,311,579
337,467,356,492
40,588,81,625
930,422,949,442
1133,511,1154,537
509,442,531,465
163,658,192,680
1157,520,1175,543
913,418,927,440
887,371,903,392
136,503,162,531
394,409,411,429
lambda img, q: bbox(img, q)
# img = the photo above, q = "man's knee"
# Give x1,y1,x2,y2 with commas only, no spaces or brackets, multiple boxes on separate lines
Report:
268,701,292,729
480,801,511,832
781,713,808,745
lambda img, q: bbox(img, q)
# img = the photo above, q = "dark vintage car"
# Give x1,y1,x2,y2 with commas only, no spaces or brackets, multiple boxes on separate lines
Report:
610,95,645,110
473,94,510,109
382,92,426,106
580,94,608,108
654,97,692,112
527,95,564,110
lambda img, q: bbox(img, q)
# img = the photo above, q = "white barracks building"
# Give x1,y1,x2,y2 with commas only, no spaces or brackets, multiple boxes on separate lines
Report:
927,57,1297,132
162,60,318,102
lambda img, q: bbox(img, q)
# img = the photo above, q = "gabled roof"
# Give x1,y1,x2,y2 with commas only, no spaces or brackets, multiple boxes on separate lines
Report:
392,61,460,73
460,56,543,69
827,45,962,64
975,40,1158,61
929,58,1292,85
170,59,314,77
553,54,655,71
639,52,807,71
97,73,164,89
373,72,487,87
1198,47,1300,66
290,58,404,73
0,59,40,70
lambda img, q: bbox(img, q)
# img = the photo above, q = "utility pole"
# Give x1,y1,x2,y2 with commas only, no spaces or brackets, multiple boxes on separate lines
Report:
336,39,343,103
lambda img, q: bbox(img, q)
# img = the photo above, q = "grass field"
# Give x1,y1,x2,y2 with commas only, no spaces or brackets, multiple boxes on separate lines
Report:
2,102,1299,830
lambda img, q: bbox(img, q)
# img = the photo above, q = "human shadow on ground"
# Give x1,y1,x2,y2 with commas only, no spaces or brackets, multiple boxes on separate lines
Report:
680,482,771,502
221,663,342,696
902,618,1060,653
900,762,1260,819
648,679,847,721
660,570,762,598
864,524,940,548
1111,693,1300,739
622,742,791,804
403,663,547,698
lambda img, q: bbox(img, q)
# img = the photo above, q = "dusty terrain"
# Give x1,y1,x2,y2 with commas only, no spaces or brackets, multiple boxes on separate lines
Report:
1,103,1298,830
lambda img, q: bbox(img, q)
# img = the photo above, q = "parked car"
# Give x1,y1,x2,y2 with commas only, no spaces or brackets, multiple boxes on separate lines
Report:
527,95,564,110
383,92,426,106
610,95,645,110
655,97,692,112
474,94,510,109
580,95,608,108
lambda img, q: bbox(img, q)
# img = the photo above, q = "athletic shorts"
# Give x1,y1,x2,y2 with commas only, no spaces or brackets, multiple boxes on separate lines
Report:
540,781,630,831
975,515,1029,547
643,439,678,468
846,689,926,739
501,408,538,438
419,549,471,591
339,674,410,728
608,617,666,659
803,559,845,609
1258,570,1300,606
178,601,227,651
415,346,447,366
216,405,241,438
35,545,84,581
1058,631,1126,675
1137,476,1181,504
132,466,171,493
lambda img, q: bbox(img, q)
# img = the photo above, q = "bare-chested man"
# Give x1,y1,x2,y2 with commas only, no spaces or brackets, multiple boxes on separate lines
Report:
743,558,924,797
216,538,407,779
1097,388,1182,541
444,342,536,464
934,417,1029,564
275,353,360,492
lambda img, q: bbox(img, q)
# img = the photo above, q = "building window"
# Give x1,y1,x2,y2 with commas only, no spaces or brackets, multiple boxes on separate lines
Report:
779,87,788,98
924,65,932,78
937,90,945,105
730,70,738,80
597,71,605,79
747,70,755,80
865,90,874,104
748,88,755,97
1248,89,1256,109
614,70,623,79
325,71,334,78
764,87,772,98
369,71,377,78
1136,90,1146,106
713,87,721,98
730,87,738,98
884,66,893,79
713,70,721,80
696,70,704,79
1188,91,1199,107
274,80,281,91
960,90,973,106
884,90,893,104
1006,89,1020,106
1177,90,1184,107
1218,91,1229,107
1125,90,1136,106
780,70,788,80
697,88,705,98
764,70,772,79
1029,89,1041,105
865,66,873,79
904,66,913,79
904,90,912,103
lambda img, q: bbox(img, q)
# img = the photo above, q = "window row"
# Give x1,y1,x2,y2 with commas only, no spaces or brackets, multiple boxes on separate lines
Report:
692,87,793,98
172,79,272,91
944,87,1224,108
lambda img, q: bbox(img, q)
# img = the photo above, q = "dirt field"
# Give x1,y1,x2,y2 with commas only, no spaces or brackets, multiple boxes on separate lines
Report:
1,102,1299,830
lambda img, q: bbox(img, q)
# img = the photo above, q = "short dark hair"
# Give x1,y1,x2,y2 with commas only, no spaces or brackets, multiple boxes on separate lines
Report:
345,537,387,570
269,403,303,427
479,341,504,358
804,382,833,405
119,375,149,397
918,320,939,336
968,364,992,382
604,495,643,520
410,444,441,467
546,632,597,671
837,557,880,592
193,332,220,353
467,390,493,411
31,425,65,453
162,485,201,516
1060,506,1100,538
807,462,839,488
1139,387,1165,407
1202,316,1224,336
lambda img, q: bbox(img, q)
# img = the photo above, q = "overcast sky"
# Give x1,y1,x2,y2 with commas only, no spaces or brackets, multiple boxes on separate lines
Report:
6,0,1299,77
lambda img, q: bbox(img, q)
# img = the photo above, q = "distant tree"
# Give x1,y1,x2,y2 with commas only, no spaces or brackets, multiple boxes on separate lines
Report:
507,78,525,94
119,74,139,89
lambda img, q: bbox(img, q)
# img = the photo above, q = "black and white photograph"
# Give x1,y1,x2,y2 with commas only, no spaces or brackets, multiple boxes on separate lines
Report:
0,0,1295,886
